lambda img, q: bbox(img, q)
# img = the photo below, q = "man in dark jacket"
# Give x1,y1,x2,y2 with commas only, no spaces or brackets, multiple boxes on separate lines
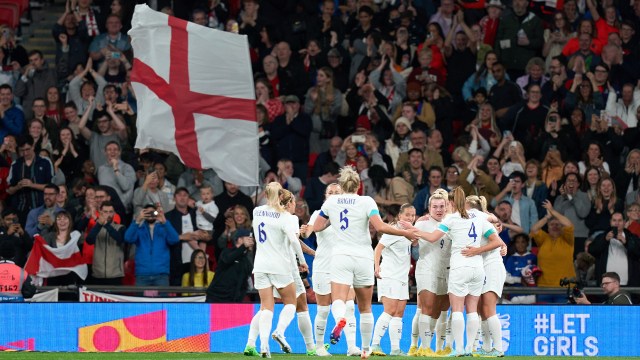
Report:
206,228,254,303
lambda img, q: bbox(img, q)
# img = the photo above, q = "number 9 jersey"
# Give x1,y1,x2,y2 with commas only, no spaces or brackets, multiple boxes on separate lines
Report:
252,205,298,275
319,193,379,260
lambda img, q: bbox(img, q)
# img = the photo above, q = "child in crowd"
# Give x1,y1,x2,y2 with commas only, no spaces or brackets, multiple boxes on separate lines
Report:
195,184,219,251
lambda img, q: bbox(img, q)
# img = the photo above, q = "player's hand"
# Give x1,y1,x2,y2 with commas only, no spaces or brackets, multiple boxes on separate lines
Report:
461,246,480,257
298,263,309,273
374,266,382,279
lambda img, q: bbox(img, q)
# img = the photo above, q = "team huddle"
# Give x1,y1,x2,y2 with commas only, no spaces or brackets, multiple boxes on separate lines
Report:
243,167,508,358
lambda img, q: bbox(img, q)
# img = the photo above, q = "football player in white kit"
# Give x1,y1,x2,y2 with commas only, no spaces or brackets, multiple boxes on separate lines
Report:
370,204,417,356
402,187,502,356
251,183,308,358
313,167,419,359
301,183,361,357
410,189,452,356
466,195,507,357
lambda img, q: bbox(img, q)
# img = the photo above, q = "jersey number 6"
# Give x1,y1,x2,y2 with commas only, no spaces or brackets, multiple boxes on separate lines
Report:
258,222,267,243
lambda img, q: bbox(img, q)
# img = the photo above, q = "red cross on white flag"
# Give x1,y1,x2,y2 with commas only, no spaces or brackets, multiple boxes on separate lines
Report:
128,5,259,186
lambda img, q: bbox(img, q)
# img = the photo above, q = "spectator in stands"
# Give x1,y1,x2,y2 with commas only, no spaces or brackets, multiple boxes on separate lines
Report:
53,127,87,185
165,187,210,286
369,56,406,115
412,166,445,216
275,41,308,99
304,67,342,154
554,172,592,258
0,84,25,142
14,51,57,120
26,119,52,155
605,81,640,129
0,26,28,69
25,183,62,237
459,160,500,205
85,201,125,285
494,0,543,79
31,98,59,148
275,159,302,196
531,200,575,303
488,62,521,121
79,98,126,169
384,116,413,169
182,249,214,295
211,181,254,253
462,51,499,103
515,57,549,97
177,168,223,201
124,203,179,287
132,169,171,217
68,59,107,117
492,171,538,234
7,137,54,223
486,155,508,189
503,233,537,304
543,12,574,72
96,141,135,213
53,0,90,81
367,164,414,209
524,159,549,218
501,84,550,149
271,95,312,180
494,200,524,247
0,208,32,267
588,212,640,287
565,73,605,124
396,148,427,192
89,14,131,66
254,78,283,123
615,149,640,200
43,210,84,286
215,203,253,263
582,166,602,203
626,203,640,237
304,162,339,213
312,136,342,177
496,139,525,178
206,228,254,303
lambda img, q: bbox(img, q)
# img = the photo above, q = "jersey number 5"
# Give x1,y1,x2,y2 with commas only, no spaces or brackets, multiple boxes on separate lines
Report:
258,222,267,243
340,209,349,230
468,223,477,242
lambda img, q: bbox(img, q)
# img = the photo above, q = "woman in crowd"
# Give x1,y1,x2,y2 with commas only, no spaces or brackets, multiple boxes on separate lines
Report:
524,159,550,218
586,177,624,236
582,166,602,203
182,249,215,295
53,127,87,186
45,86,65,126
27,119,53,154
42,210,85,286
255,78,284,122
216,205,252,251
371,203,417,356
542,12,574,72
384,117,413,169
579,141,610,176
369,56,406,115
304,67,343,153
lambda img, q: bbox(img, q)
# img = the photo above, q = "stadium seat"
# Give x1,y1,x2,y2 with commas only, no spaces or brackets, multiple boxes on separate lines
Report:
0,5,18,29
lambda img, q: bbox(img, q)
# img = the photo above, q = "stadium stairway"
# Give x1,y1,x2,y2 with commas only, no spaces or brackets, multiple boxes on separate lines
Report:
19,1,65,65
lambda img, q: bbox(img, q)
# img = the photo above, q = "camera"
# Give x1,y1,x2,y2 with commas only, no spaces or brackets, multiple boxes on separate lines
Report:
351,135,366,143
560,277,585,304
112,52,121,59
152,211,159,216
612,227,618,238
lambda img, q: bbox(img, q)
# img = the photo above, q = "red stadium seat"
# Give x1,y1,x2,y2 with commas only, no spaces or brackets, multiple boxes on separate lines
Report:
0,5,18,29
0,0,27,15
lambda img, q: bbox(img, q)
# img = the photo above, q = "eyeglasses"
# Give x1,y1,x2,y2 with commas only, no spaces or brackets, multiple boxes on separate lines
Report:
601,281,615,287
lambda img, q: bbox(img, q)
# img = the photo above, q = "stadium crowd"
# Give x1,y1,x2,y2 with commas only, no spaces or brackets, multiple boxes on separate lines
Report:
0,0,639,304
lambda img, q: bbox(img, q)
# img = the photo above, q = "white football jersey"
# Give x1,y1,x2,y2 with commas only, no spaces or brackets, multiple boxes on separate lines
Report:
468,209,503,265
252,205,297,275
320,194,379,260
284,212,302,272
415,219,451,273
309,210,335,272
437,211,497,270
379,232,412,282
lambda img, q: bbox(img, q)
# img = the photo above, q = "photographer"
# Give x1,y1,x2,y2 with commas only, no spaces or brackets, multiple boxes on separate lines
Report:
123,204,179,287
575,272,633,304
85,201,126,285
588,212,640,286
0,209,32,267
205,228,254,303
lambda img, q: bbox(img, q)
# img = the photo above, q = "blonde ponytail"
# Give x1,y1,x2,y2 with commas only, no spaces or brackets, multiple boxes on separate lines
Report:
339,166,360,194
265,182,285,212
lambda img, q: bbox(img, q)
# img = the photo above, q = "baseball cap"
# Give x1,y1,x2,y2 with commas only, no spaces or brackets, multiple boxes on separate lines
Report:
284,95,300,104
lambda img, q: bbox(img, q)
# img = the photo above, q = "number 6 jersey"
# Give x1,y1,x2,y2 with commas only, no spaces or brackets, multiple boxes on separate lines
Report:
252,205,298,275
320,194,379,260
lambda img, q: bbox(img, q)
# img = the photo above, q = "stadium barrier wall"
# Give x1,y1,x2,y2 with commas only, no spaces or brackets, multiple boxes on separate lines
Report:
0,303,638,355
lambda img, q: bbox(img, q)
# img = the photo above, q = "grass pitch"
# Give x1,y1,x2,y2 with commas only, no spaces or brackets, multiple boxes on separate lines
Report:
1,354,640,360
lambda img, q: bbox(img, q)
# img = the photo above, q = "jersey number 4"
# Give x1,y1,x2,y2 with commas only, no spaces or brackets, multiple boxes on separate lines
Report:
340,209,349,230
468,223,477,242
258,222,267,243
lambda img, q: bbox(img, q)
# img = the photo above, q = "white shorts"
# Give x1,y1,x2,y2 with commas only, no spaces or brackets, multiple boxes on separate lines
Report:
313,271,332,295
254,272,294,290
273,270,305,298
448,266,485,297
482,262,507,297
331,254,374,287
415,269,448,296
377,278,409,301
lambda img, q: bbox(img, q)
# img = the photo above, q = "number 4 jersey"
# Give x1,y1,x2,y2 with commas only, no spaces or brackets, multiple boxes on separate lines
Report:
437,212,496,270
252,205,298,275
320,194,379,260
